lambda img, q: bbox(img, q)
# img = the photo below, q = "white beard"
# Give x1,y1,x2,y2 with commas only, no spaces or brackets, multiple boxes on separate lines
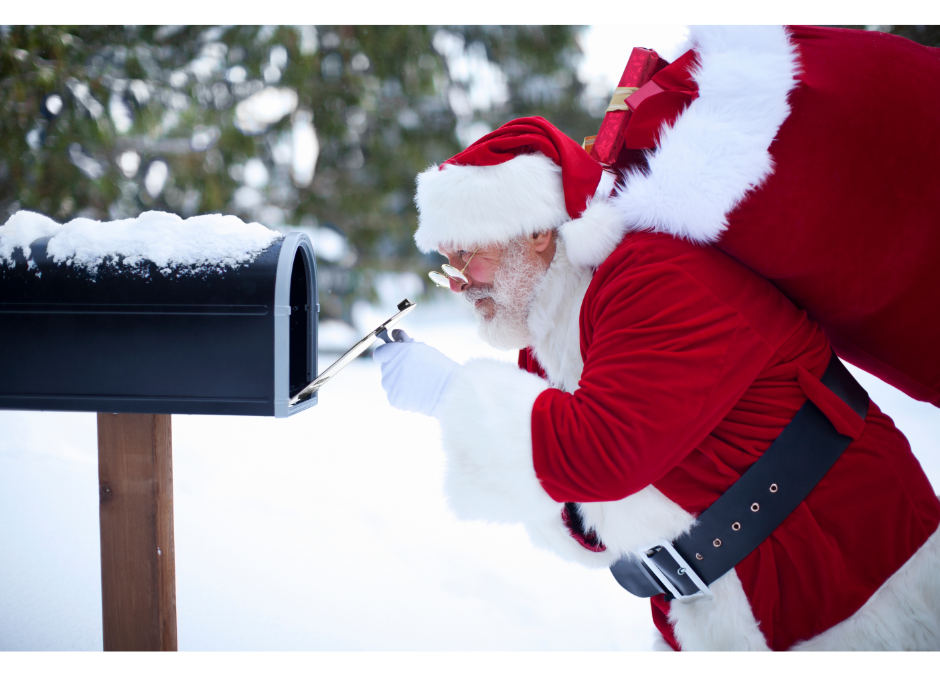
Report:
465,239,547,351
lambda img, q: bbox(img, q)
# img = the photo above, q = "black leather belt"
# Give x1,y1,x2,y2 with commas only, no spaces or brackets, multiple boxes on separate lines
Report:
609,354,869,601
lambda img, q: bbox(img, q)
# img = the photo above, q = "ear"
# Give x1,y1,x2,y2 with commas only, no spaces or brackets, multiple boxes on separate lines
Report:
531,230,554,254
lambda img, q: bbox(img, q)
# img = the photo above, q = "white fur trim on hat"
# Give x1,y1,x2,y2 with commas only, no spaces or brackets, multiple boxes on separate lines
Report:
612,25,801,244
414,153,569,254
414,147,628,269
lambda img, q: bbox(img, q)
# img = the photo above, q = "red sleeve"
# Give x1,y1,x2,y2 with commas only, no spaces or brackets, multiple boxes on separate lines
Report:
531,243,777,503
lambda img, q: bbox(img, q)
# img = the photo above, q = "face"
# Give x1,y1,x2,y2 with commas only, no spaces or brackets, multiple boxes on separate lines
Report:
439,232,555,350
438,245,502,318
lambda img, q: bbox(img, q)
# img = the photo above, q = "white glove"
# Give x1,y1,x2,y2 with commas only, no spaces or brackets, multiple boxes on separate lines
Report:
373,329,458,419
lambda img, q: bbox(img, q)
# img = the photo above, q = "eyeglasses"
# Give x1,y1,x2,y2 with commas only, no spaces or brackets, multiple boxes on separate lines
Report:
428,249,478,289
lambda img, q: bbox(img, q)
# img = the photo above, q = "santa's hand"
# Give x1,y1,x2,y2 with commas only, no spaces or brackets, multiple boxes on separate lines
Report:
373,330,458,418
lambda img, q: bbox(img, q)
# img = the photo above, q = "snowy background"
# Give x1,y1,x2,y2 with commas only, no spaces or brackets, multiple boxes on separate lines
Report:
5,24,940,653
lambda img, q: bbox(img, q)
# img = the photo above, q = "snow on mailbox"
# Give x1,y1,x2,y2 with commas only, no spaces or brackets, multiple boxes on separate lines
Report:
0,210,318,417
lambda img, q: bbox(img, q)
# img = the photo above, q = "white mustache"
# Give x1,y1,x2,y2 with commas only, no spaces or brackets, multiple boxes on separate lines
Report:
463,285,494,303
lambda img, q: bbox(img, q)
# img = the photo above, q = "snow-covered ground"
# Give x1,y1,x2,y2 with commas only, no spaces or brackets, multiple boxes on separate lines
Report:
2,290,939,651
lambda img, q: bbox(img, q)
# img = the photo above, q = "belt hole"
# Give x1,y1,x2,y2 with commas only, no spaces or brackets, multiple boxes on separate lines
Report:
769,483,779,493
695,553,703,560
713,538,722,547
732,522,741,531
751,502,760,512
677,568,686,575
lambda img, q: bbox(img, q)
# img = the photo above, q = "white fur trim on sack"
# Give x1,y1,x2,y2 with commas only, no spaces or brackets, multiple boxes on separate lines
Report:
414,153,569,254
612,25,801,245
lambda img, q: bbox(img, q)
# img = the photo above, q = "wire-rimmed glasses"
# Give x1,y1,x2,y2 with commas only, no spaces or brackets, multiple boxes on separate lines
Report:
428,249,478,289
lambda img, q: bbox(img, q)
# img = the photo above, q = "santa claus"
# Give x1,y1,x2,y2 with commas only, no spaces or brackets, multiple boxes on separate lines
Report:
374,26,940,650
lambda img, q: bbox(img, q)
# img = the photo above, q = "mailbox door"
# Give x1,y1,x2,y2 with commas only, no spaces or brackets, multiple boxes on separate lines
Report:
275,233,318,417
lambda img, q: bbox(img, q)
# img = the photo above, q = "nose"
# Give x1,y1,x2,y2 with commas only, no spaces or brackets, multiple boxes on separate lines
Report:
449,276,467,293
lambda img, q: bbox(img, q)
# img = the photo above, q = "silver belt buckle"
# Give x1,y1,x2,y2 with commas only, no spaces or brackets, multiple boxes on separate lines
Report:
638,539,713,604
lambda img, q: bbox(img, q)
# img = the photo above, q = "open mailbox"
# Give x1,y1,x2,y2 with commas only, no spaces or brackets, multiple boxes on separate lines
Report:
0,231,318,417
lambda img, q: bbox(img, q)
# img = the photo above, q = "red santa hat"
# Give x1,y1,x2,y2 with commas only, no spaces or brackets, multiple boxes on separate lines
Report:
414,117,624,269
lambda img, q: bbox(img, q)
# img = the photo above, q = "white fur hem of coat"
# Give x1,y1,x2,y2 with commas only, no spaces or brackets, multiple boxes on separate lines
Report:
793,520,940,650
665,514,940,651
610,25,801,247
668,570,770,650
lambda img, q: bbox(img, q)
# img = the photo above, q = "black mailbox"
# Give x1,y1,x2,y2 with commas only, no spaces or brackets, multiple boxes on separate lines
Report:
0,231,318,417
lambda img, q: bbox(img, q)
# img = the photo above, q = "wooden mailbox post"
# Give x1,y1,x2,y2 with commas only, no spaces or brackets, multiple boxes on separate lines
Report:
97,413,177,651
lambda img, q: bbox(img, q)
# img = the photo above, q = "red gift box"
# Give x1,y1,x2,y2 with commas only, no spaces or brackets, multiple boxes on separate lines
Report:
588,47,668,167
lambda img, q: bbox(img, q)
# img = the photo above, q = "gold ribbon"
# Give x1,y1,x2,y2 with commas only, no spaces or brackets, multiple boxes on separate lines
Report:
606,86,639,112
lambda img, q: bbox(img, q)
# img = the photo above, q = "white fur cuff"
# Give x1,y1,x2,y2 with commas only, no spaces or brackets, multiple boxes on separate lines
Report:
437,358,621,568
437,358,554,524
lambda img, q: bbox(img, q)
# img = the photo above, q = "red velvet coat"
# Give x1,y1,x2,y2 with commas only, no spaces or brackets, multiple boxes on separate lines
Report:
519,231,940,650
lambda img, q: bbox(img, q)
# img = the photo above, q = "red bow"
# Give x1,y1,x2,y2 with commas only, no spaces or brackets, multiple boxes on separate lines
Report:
622,49,701,150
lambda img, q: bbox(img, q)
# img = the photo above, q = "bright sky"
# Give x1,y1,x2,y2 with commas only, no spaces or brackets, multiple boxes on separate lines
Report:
579,25,689,91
